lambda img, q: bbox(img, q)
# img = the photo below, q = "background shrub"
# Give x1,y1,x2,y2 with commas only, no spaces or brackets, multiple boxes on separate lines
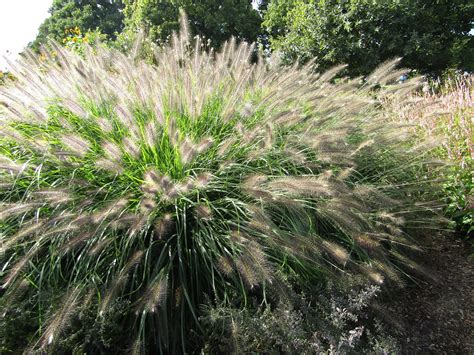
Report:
262,0,474,76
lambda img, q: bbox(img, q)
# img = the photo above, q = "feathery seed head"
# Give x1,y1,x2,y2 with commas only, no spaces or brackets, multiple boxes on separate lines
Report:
97,117,113,133
0,156,27,173
144,121,159,147
322,240,350,265
102,141,122,160
140,197,156,214
123,137,140,158
235,255,259,289
32,189,73,204
91,198,128,223
240,102,254,118
194,172,212,189
143,276,168,314
195,204,212,220
161,185,179,201
175,178,195,193
217,256,235,276
95,157,123,173
61,134,90,157
179,137,197,165
354,234,380,250
367,270,385,285
196,136,214,153
154,213,173,239
142,169,162,194
0,202,41,221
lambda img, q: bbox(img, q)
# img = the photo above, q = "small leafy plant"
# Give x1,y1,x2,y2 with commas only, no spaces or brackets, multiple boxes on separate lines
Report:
0,14,445,353
62,27,108,56
200,278,398,354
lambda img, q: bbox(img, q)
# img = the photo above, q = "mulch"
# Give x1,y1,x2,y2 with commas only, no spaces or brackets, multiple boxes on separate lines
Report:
379,233,473,354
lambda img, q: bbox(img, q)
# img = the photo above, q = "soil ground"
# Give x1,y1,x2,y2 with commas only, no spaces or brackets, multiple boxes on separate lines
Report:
379,233,473,354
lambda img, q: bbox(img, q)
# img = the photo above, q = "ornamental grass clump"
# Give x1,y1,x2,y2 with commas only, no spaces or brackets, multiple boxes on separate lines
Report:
1,15,446,353
385,75,473,234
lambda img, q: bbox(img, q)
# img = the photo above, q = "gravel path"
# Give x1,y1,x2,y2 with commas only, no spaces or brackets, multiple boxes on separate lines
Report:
381,234,473,354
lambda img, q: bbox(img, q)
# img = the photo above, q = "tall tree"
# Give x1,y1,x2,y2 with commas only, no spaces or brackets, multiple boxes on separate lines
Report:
122,0,262,48
262,0,474,76
31,0,124,50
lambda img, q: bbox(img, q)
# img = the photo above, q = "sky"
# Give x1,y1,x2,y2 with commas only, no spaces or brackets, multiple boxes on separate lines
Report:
0,0,52,71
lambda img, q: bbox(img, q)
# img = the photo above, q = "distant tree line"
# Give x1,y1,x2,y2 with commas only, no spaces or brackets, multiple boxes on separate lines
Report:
31,0,473,76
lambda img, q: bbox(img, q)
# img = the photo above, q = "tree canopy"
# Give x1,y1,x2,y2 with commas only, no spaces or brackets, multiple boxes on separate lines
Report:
30,0,473,76
262,0,474,76
31,0,124,50
121,0,262,48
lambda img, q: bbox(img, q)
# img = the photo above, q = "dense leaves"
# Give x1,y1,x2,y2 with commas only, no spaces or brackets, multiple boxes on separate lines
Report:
121,0,262,47
31,0,125,51
31,0,473,76
262,0,474,76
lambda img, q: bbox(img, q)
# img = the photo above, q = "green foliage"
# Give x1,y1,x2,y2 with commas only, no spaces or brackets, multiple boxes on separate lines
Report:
444,167,473,237
439,90,473,237
62,27,109,56
0,71,16,86
262,0,474,76
121,0,262,47
0,15,446,353
31,0,124,51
